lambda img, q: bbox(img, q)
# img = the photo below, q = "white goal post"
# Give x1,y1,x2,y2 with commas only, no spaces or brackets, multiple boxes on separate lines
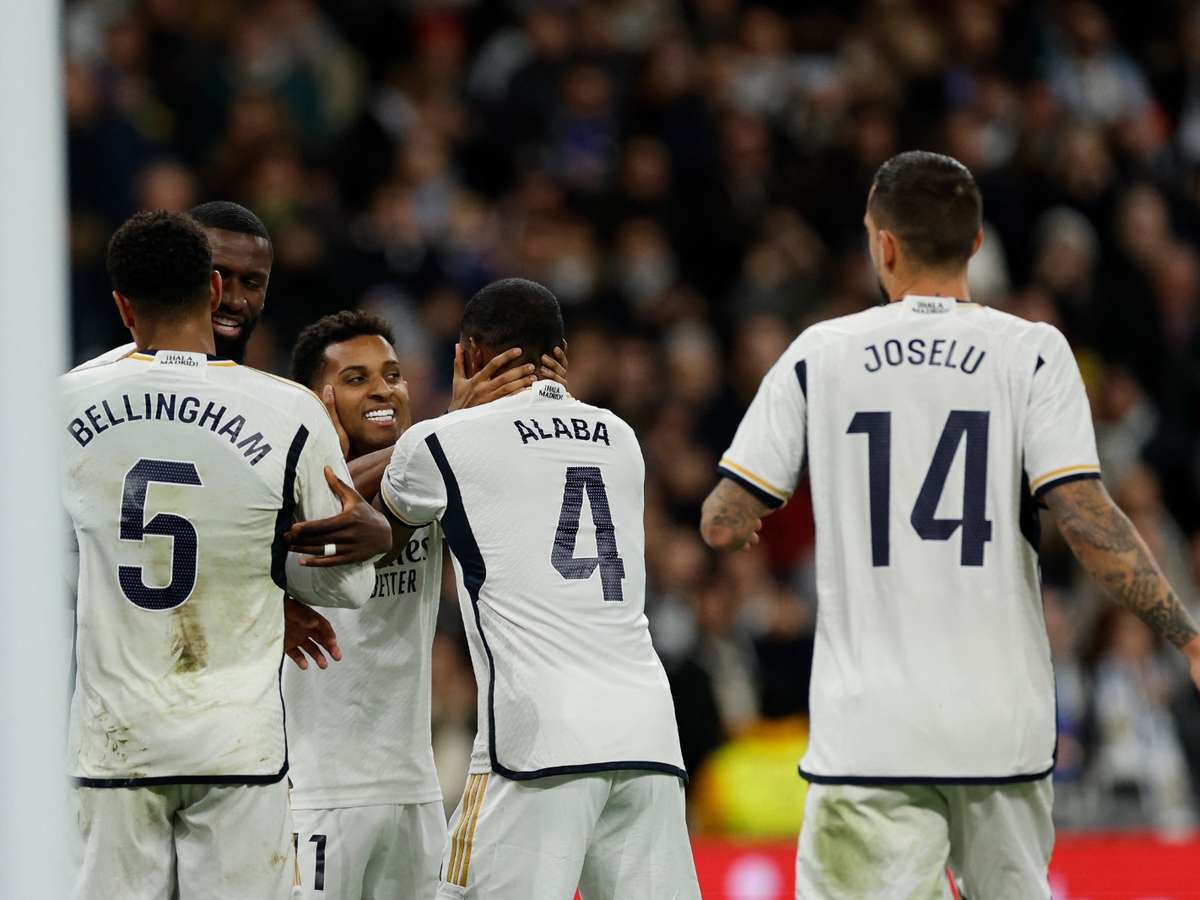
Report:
0,1,69,896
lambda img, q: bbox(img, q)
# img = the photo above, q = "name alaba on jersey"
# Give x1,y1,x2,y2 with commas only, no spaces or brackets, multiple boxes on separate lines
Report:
380,380,686,782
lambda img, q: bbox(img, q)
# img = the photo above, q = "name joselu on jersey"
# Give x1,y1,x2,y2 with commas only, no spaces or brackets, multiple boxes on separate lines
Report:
67,392,273,465
513,417,611,445
863,338,986,374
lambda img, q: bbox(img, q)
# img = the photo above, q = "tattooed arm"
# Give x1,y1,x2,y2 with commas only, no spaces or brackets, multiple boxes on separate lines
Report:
1044,478,1200,687
700,478,768,552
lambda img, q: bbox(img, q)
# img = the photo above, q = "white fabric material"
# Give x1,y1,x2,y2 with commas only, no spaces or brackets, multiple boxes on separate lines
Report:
715,297,1099,782
62,351,373,782
436,770,700,899
71,340,136,371
71,780,295,900
381,381,684,778
722,297,1099,780
285,527,444,808
795,779,1054,899
292,801,445,900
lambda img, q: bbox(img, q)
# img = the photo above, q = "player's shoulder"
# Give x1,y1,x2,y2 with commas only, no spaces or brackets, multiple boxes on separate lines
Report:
773,307,885,364
68,341,137,373
971,309,1072,370
223,365,329,420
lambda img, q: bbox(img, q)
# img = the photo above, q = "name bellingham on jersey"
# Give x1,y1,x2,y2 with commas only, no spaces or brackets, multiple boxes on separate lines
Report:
67,390,273,466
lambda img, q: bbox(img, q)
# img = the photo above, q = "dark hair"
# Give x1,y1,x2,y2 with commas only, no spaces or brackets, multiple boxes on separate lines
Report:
291,309,396,389
869,151,982,269
189,201,272,247
460,278,565,368
106,210,213,313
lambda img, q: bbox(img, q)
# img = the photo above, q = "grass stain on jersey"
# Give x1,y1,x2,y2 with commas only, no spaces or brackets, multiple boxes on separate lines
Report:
170,602,208,674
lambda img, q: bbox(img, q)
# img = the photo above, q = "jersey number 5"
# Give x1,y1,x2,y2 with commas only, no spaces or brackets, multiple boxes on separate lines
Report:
551,466,626,601
848,410,993,567
118,458,203,610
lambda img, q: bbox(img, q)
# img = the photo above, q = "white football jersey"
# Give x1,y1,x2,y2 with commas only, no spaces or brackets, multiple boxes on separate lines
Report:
721,296,1100,783
381,380,685,780
285,524,444,808
62,349,374,785
72,341,136,371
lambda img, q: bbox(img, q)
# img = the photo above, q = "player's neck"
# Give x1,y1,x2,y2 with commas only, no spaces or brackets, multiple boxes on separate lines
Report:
133,316,218,357
887,272,971,304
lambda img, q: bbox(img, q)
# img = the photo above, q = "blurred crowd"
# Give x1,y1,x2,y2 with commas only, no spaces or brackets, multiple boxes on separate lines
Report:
66,0,1200,835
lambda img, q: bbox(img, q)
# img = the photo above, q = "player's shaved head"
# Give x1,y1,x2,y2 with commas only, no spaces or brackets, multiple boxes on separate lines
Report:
189,200,272,250
106,210,213,313
868,151,982,270
461,278,566,371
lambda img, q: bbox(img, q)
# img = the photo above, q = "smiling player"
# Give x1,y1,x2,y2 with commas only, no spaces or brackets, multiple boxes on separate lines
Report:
75,201,273,368
282,310,567,899
63,212,385,900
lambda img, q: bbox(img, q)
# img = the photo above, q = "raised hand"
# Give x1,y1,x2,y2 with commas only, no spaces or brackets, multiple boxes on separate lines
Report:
449,344,536,411
285,466,393,566
539,342,569,391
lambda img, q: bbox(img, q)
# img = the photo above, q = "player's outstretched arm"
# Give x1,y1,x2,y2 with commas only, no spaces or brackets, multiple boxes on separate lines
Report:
700,477,767,552
1045,477,1200,689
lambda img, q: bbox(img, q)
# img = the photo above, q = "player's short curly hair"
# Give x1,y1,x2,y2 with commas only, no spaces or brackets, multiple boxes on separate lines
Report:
291,310,397,390
869,151,982,269
460,278,565,370
105,210,213,312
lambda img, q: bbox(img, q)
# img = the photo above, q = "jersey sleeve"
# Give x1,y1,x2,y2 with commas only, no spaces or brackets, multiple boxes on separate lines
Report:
287,402,375,609
718,347,808,509
380,426,448,526
1023,325,1101,498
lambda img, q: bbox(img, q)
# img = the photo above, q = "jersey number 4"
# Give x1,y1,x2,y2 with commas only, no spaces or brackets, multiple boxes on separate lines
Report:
118,458,203,610
551,466,626,601
848,410,993,567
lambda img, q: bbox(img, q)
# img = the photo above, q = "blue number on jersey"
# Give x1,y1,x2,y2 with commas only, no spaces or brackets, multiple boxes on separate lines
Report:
551,466,626,601
118,458,203,610
849,410,993,567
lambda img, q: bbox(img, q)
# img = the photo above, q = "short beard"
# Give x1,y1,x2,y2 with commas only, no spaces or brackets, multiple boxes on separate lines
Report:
214,314,260,363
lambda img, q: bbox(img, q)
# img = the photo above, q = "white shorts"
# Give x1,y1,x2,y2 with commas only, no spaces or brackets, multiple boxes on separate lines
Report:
436,770,700,900
71,779,294,900
796,778,1054,900
292,801,446,899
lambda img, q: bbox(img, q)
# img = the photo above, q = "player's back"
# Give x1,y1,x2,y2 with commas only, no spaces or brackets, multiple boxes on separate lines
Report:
63,349,332,785
721,296,1099,783
383,380,684,780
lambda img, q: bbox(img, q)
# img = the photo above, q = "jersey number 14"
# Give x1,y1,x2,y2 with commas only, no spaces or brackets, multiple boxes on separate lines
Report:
848,410,993,567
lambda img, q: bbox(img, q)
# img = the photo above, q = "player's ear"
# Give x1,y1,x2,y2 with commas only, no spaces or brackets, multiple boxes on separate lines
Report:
112,290,135,329
879,230,898,270
208,269,222,312
970,226,984,259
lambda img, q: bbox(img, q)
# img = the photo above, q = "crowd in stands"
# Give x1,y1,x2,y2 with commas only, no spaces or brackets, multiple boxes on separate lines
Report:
66,0,1200,834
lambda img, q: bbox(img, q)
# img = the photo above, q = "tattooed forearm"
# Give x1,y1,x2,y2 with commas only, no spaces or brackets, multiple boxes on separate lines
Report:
1046,479,1200,651
701,478,770,552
